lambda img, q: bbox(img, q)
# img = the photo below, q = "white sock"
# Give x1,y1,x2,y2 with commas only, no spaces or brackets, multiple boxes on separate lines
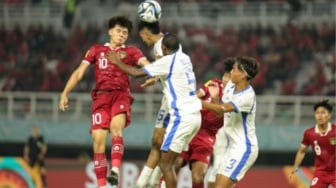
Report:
111,166,119,174
136,166,154,187
148,166,162,186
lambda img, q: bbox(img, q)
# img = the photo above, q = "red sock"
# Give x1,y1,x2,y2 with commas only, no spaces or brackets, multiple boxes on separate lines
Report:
192,182,204,188
111,136,124,169
93,153,107,186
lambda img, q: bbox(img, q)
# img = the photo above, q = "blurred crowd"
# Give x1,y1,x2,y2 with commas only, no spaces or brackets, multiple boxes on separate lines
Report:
0,21,334,95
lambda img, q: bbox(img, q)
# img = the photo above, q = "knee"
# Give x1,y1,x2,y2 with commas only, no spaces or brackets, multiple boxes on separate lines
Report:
151,134,163,148
191,171,205,184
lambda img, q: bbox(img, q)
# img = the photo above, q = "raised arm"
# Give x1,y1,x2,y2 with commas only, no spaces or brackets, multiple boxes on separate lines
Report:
107,51,147,78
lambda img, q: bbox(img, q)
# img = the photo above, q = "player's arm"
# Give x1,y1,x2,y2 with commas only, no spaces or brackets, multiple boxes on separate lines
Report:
290,144,308,177
107,51,147,78
59,62,90,111
40,138,47,159
201,101,235,115
23,141,29,162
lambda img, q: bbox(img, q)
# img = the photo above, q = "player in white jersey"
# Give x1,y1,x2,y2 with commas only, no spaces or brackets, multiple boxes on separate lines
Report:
135,21,183,188
202,56,260,188
107,33,201,188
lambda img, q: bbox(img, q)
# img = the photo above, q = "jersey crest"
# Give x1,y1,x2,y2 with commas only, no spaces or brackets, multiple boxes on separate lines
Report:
330,137,336,145
118,51,127,59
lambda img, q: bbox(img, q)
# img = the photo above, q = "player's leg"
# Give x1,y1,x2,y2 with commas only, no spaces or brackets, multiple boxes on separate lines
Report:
137,127,165,187
214,174,236,188
159,149,180,188
190,161,208,188
137,102,169,188
39,159,47,188
92,129,109,188
108,113,126,186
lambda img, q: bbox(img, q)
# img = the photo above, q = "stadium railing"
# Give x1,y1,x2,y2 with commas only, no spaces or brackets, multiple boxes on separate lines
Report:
0,92,334,126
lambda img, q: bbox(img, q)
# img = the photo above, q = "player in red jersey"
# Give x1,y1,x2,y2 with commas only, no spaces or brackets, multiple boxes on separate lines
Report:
290,99,336,188
59,16,150,188
172,78,224,188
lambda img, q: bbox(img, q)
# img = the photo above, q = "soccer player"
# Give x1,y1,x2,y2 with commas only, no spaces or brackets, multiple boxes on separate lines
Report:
135,21,169,188
24,125,48,188
171,77,224,188
107,33,202,188
59,16,150,188
207,58,235,188
201,56,260,188
290,100,335,188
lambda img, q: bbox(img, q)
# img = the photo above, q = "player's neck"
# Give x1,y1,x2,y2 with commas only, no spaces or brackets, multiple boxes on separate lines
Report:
234,82,249,92
317,122,329,133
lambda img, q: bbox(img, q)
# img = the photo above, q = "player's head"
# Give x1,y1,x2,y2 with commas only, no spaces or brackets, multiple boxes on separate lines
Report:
223,57,235,73
222,57,235,86
107,16,133,45
314,100,333,113
314,100,333,125
32,125,40,136
233,56,259,81
161,33,179,55
137,21,161,47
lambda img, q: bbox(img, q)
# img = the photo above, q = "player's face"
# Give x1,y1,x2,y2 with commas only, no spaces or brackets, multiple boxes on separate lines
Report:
109,25,129,46
230,63,246,83
314,107,331,125
139,29,153,46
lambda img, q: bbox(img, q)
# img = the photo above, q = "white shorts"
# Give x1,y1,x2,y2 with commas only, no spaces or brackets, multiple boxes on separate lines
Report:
154,96,170,129
208,127,228,182
217,145,258,181
161,111,201,153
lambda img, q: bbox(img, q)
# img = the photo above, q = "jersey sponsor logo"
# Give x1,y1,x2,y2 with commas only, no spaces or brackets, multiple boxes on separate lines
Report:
120,105,124,109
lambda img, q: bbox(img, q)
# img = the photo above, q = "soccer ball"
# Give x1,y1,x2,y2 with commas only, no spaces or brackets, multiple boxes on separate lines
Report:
137,0,162,23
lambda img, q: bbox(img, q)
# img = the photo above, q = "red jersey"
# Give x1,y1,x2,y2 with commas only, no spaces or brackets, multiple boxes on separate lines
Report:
192,79,224,145
83,43,145,91
301,123,336,172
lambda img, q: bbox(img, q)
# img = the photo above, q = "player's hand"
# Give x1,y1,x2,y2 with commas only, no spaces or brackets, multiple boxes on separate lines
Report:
59,93,69,111
289,168,297,180
141,77,158,87
208,81,220,100
107,51,119,64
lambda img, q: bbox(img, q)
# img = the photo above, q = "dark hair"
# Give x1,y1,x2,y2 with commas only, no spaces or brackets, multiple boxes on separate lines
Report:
108,16,133,33
137,21,161,34
223,57,235,73
314,99,333,112
236,56,260,80
162,33,180,52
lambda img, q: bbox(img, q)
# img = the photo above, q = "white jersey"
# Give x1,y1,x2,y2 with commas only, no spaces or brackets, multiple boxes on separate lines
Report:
143,51,201,153
143,52,201,116
217,81,259,181
222,82,258,150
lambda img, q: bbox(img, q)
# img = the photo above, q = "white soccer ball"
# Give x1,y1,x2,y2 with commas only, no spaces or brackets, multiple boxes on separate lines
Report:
137,0,162,23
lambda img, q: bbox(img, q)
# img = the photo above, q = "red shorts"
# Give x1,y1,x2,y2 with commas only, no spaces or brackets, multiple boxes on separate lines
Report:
90,90,134,131
180,130,215,168
310,170,336,188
